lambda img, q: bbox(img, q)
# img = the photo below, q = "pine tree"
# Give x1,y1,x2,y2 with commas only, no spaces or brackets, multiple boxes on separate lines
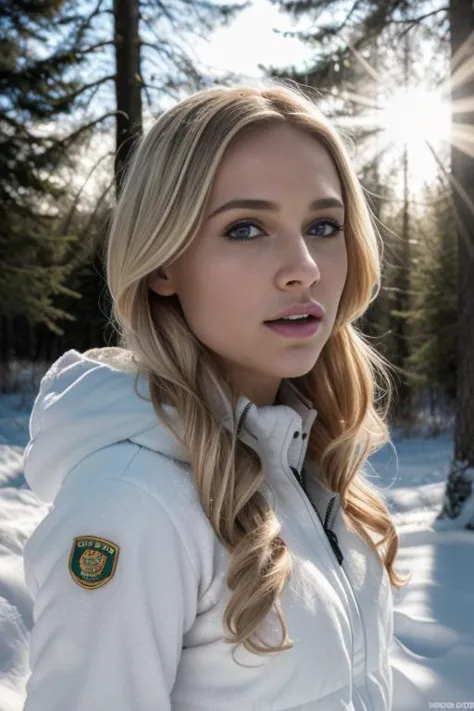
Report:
405,181,458,429
0,0,92,388
0,0,246,384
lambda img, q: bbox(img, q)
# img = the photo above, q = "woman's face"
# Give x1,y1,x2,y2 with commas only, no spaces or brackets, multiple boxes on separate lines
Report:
149,124,348,406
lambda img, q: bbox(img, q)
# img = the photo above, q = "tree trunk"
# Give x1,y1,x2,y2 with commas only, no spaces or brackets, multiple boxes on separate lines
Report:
437,0,474,527
0,315,13,393
390,34,412,423
113,0,143,198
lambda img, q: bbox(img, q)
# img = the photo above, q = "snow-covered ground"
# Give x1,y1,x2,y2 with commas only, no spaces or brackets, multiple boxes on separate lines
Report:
1,372,473,710
369,437,474,708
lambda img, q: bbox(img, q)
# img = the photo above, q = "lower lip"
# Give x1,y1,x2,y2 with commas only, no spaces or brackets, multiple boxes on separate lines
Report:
264,318,322,338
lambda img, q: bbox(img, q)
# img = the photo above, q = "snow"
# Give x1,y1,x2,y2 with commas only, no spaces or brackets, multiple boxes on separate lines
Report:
1,375,473,710
368,436,474,706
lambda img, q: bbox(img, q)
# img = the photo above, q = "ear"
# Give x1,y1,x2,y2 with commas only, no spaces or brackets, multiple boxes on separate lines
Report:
147,267,176,297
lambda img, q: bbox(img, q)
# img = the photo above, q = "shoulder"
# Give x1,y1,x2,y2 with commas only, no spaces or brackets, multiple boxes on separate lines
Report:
75,440,215,545
59,441,206,520
25,442,217,599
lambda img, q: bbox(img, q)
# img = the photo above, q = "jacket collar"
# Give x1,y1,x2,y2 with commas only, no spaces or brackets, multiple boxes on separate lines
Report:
24,347,337,507
132,360,342,516
133,363,319,482
188,368,341,517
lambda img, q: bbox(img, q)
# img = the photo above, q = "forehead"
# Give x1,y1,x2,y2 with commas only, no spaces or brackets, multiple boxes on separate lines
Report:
209,124,343,202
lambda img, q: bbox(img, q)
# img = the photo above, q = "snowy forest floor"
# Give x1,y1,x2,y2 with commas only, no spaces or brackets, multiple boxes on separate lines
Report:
1,373,473,710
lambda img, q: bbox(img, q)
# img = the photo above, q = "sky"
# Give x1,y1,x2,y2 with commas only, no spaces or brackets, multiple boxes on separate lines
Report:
191,0,316,78
189,0,451,200
69,0,451,208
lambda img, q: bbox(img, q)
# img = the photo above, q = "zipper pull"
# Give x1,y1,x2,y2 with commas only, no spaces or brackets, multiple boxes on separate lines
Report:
290,466,303,487
324,527,344,565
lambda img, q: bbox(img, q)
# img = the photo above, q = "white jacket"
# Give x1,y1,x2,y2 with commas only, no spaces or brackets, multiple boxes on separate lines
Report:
22,347,394,711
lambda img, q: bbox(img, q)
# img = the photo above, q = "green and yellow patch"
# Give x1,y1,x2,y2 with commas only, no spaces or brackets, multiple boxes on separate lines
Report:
69,535,120,590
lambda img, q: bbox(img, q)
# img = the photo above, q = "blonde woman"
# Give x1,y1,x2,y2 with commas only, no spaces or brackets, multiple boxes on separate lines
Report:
22,80,409,711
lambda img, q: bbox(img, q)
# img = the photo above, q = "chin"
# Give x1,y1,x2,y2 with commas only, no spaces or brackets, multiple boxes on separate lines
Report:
274,357,321,380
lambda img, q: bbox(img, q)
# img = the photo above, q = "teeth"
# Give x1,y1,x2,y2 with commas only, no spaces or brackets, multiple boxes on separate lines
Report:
282,314,309,321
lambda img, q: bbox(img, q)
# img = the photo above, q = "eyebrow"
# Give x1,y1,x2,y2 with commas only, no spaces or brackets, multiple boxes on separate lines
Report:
207,196,345,220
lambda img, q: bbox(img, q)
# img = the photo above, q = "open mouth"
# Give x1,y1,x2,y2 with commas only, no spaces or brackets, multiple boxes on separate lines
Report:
264,315,321,325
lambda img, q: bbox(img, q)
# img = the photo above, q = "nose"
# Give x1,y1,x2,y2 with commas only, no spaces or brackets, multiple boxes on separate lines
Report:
278,236,321,287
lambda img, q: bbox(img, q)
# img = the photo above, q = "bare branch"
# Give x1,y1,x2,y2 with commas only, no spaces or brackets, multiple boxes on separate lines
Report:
78,79,108,117
73,40,116,56
334,0,365,35
77,179,115,247
1,111,41,144
139,80,181,102
140,12,205,60
139,69,153,109
61,150,115,234
56,73,115,107
42,111,117,158
394,7,449,40
150,0,178,29
75,0,107,47
140,40,192,72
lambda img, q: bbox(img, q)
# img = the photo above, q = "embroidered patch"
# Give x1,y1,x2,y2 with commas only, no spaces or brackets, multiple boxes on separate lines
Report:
69,535,120,590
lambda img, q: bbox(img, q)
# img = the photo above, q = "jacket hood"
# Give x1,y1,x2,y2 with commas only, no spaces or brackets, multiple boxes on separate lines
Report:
23,347,320,504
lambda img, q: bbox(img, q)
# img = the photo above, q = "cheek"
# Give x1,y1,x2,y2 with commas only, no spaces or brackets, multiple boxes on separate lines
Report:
178,261,241,329
320,244,347,285
332,242,348,285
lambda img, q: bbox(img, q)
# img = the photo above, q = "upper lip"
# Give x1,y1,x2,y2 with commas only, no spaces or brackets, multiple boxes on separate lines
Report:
266,301,325,321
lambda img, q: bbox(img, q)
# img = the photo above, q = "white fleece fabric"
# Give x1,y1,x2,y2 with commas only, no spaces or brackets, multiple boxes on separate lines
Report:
22,347,394,711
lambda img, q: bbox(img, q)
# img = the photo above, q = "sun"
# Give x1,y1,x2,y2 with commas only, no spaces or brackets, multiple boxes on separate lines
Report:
366,85,453,199
333,83,452,196
379,86,451,149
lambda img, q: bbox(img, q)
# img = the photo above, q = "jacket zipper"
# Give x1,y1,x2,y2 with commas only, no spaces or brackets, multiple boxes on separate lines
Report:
236,405,373,709
235,405,378,711
289,466,344,565
288,464,374,711
236,402,252,435
236,404,344,566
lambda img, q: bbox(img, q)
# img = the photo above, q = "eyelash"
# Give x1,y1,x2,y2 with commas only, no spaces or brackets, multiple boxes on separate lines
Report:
223,218,345,242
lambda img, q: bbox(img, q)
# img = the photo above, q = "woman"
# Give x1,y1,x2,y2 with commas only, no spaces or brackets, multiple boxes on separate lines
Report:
22,79,409,711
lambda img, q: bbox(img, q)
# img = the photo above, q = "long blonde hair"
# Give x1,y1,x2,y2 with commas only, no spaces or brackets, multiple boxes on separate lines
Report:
105,79,410,656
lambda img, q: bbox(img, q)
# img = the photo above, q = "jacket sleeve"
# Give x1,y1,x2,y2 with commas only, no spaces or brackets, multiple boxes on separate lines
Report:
22,443,200,711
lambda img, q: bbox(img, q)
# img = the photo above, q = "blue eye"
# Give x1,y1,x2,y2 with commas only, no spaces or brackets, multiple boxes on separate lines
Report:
223,219,345,242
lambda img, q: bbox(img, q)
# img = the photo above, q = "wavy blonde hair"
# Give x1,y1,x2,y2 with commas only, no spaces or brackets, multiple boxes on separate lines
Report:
105,78,410,657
